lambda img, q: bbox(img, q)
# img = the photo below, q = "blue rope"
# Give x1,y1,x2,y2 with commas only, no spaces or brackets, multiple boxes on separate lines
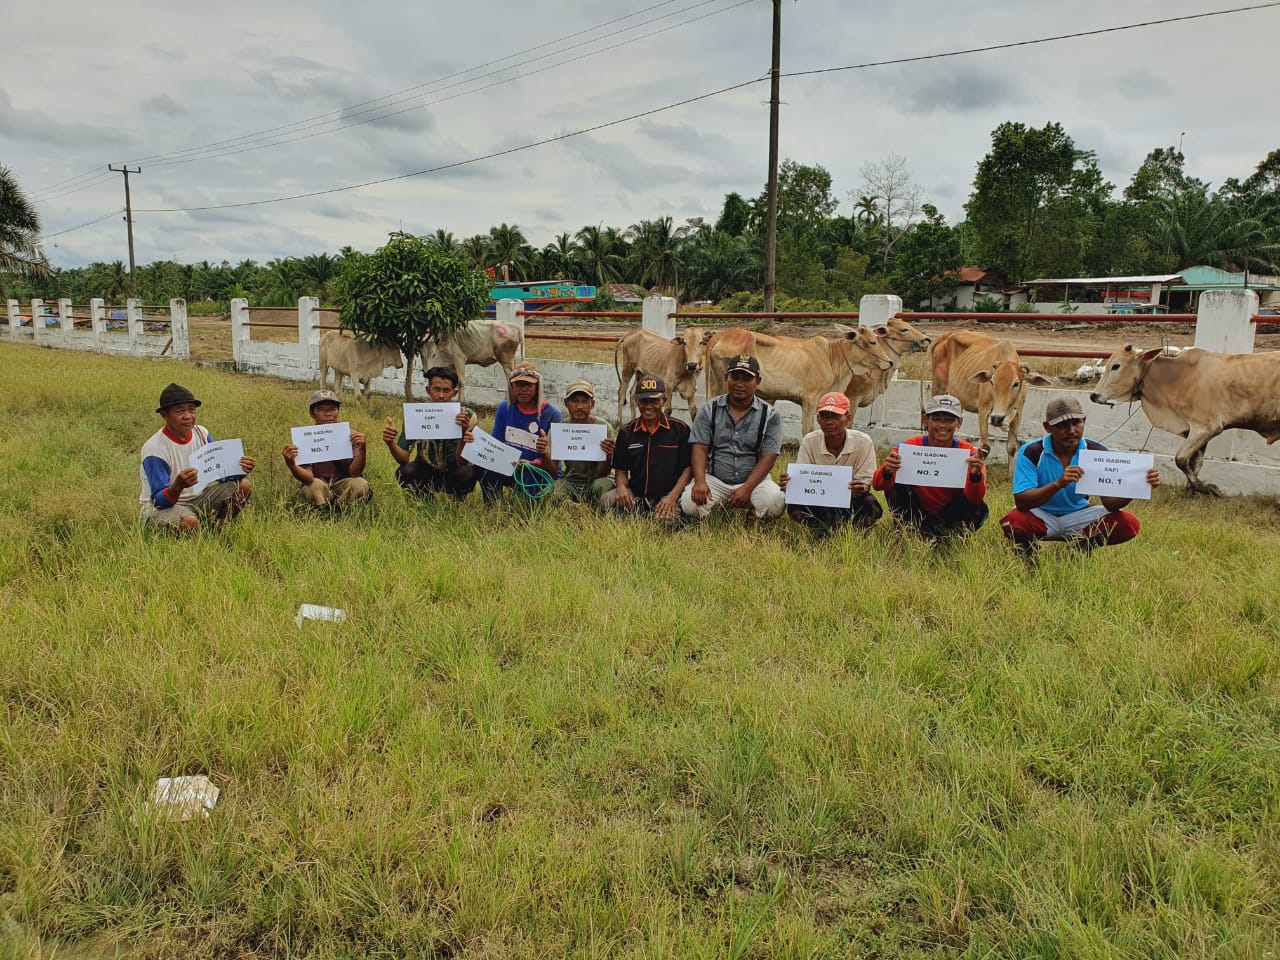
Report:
512,460,555,500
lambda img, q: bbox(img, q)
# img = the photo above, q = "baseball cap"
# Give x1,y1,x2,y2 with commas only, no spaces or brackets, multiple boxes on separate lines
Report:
563,379,595,399
1044,396,1086,425
817,392,851,415
309,389,341,408
924,394,963,417
156,382,201,413
635,375,666,399
509,365,541,383
726,354,761,376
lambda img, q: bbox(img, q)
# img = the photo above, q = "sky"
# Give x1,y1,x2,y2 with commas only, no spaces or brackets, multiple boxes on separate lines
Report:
5,0,1278,269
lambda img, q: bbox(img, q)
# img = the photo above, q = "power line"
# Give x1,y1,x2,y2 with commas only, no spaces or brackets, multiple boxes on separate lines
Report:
29,173,119,205
144,0,747,171
134,0,1276,216
37,208,125,242
781,1,1280,78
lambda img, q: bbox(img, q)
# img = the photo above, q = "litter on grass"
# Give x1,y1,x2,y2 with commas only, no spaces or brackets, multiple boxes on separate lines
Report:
151,776,219,820
295,604,347,627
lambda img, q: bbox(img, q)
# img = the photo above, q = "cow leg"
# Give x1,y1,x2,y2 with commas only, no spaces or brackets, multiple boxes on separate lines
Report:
1006,405,1023,462
618,363,636,424
1176,427,1223,496
801,398,815,435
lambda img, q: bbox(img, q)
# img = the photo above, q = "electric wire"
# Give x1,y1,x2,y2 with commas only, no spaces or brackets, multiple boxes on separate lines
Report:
36,208,126,242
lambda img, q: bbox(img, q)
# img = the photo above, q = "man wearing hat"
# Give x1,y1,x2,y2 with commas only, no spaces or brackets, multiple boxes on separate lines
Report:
780,392,882,532
538,378,616,505
473,361,561,503
681,354,785,521
282,388,371,508
383,365,479,501
1001,395,1160,551
601,375,692,521
139,382,256,532
873,394,988,538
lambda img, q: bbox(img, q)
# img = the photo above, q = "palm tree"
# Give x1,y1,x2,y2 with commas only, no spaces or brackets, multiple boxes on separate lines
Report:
573,225,625,287
0,165,48,284
486,223,530,279
296,253,339,299
627,216,688,295
854,194,880,225
1155,190,1280,272
460,235,489,270
683,232,762,302
542,232,575,279
427,229,458,253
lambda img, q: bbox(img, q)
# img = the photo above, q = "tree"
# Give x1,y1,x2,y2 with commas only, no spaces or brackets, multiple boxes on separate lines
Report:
627,216,687,294
1153,191,1280,272
714,192,751,236
890,204,961,308
857,154,922,272
486,223,530,279
1124,147,1205,204
683,231,761,302
0,165,47,288
853,194,880,225
573,224,625,287
334,232,490,399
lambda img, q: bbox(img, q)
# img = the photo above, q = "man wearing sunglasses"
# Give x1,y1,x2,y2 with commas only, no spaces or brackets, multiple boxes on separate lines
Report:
1001,395,1160,552
681,354,785,521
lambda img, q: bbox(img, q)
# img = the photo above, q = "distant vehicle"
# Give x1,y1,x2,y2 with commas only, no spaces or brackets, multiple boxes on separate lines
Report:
485,280,595,319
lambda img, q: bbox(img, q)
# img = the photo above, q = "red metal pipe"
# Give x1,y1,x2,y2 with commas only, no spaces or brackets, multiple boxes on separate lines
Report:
1015,348,1116,359
674,312,861,320
525,333,622,343
897,311,1198,323
517,310,641,318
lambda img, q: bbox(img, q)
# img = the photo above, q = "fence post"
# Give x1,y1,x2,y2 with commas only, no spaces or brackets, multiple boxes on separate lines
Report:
6,298,18,337
298,296,320,371
169,298,190,360
1194,289,1258,354
127,298,144,352
58,298,73,342
496,299,523,360
641,295,677,338
90,298,105,350
858,294,904,329
30,298,44,342
230,298,250,368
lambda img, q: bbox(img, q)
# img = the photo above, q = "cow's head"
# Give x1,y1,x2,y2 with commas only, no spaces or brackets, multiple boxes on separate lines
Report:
380,342,406,369
968,360,1051,426
674,328,705,372
836,326,893,374
875,317,931,355
1089,343,1163,406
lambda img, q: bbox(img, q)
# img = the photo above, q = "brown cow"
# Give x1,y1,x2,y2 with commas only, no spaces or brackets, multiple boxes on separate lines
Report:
703,325,892,432
1090,343,1280,495
319,331,404,402
614,327,706,423
844,317,932,416
928,330,1051,459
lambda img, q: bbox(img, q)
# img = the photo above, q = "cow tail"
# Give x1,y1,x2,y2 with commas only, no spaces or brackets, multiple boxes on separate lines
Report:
318,334,328,386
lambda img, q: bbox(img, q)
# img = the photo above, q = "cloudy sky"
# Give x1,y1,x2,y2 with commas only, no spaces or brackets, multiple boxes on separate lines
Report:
6,0,1277,268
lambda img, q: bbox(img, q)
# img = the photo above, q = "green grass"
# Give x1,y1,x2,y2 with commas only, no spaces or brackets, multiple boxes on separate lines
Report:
2,342,1280,959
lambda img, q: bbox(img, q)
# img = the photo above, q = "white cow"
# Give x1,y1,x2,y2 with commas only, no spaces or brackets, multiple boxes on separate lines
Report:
319,331,404,402
420,318,524,406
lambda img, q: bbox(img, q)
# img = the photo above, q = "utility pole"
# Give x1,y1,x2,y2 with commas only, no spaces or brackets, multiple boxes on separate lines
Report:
108,164,141,296
763,0,782,313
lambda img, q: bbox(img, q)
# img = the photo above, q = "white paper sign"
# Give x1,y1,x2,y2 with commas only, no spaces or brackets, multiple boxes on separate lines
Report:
551,422,608,461
1075,449,1155,500
897,444,970,489
462,428,521,477
404,402,462,440
785,463,853,508
504,425,540,451
290,422,352,465
295,603,347,627
189,439,245,493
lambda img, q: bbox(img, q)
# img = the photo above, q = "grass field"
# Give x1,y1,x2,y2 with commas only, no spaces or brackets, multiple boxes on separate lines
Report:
2,342,1280,959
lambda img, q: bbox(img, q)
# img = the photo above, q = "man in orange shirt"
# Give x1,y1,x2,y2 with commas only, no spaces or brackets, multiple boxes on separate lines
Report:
873,394,988,539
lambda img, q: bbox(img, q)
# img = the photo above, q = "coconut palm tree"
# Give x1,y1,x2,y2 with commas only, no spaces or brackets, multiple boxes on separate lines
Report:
486,223,530,279
854,194,880,225
573,225,626,287
427,229,458,253
460,235,489,270
627,216,688,295
0,165,48,284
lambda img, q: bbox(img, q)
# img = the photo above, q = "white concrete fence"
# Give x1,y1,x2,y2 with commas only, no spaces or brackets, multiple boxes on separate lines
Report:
4,289,1277,494
4,297,189,359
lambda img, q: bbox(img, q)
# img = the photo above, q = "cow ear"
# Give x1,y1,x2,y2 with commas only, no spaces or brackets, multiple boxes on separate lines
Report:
1140,348,1164,363
700,331,714,344
1122,343,1138,354
968,370,994,384
670,337,683,345
874,325,890,337
1022,368,1054,386
831,322,853,334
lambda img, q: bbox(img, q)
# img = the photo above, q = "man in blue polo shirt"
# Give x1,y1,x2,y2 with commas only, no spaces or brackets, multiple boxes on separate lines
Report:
1001,395,1160,552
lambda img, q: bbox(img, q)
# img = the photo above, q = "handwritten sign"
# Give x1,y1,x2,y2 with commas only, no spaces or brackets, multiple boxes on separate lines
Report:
1076,449,1155,500
897,444,969,489
504,425,540,451
290,422,352,465
785,464,853,508
189,439,245,494
551,422,608,461
404,402,462,440
461,428,521,477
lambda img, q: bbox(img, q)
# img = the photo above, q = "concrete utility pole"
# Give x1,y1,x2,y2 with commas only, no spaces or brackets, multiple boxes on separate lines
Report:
763,0,782,313
109,164,141,296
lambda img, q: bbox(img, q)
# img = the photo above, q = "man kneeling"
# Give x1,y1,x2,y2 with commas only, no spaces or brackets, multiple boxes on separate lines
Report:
282,389,371,508
781,392,881,532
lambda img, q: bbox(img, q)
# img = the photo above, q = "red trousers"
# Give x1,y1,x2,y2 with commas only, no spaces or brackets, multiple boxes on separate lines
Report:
1000,508,1141,547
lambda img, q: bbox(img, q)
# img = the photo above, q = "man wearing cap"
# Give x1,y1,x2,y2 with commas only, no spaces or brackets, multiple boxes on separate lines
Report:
282,389,371,508
873,394,988,539
780,392,882,532
681,354,786,521
139,382,256,532
1001,395,1160,552
383,365,478,501
537,379,616,505
601,375,692,521
474,361,561,503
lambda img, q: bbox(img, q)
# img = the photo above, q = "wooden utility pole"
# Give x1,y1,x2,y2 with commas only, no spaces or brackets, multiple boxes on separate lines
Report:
108,164,141,296
763,0,782,313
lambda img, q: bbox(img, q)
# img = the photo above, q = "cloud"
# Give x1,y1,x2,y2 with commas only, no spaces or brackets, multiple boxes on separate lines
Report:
0,89,128,150
141,95,187,118
874,63,1023,115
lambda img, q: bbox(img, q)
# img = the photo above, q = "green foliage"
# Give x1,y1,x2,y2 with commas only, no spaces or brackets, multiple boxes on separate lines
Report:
889,204,961,308
333,232,489,398
0,164,48,289
973,295,1006,312
715,192,752,237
